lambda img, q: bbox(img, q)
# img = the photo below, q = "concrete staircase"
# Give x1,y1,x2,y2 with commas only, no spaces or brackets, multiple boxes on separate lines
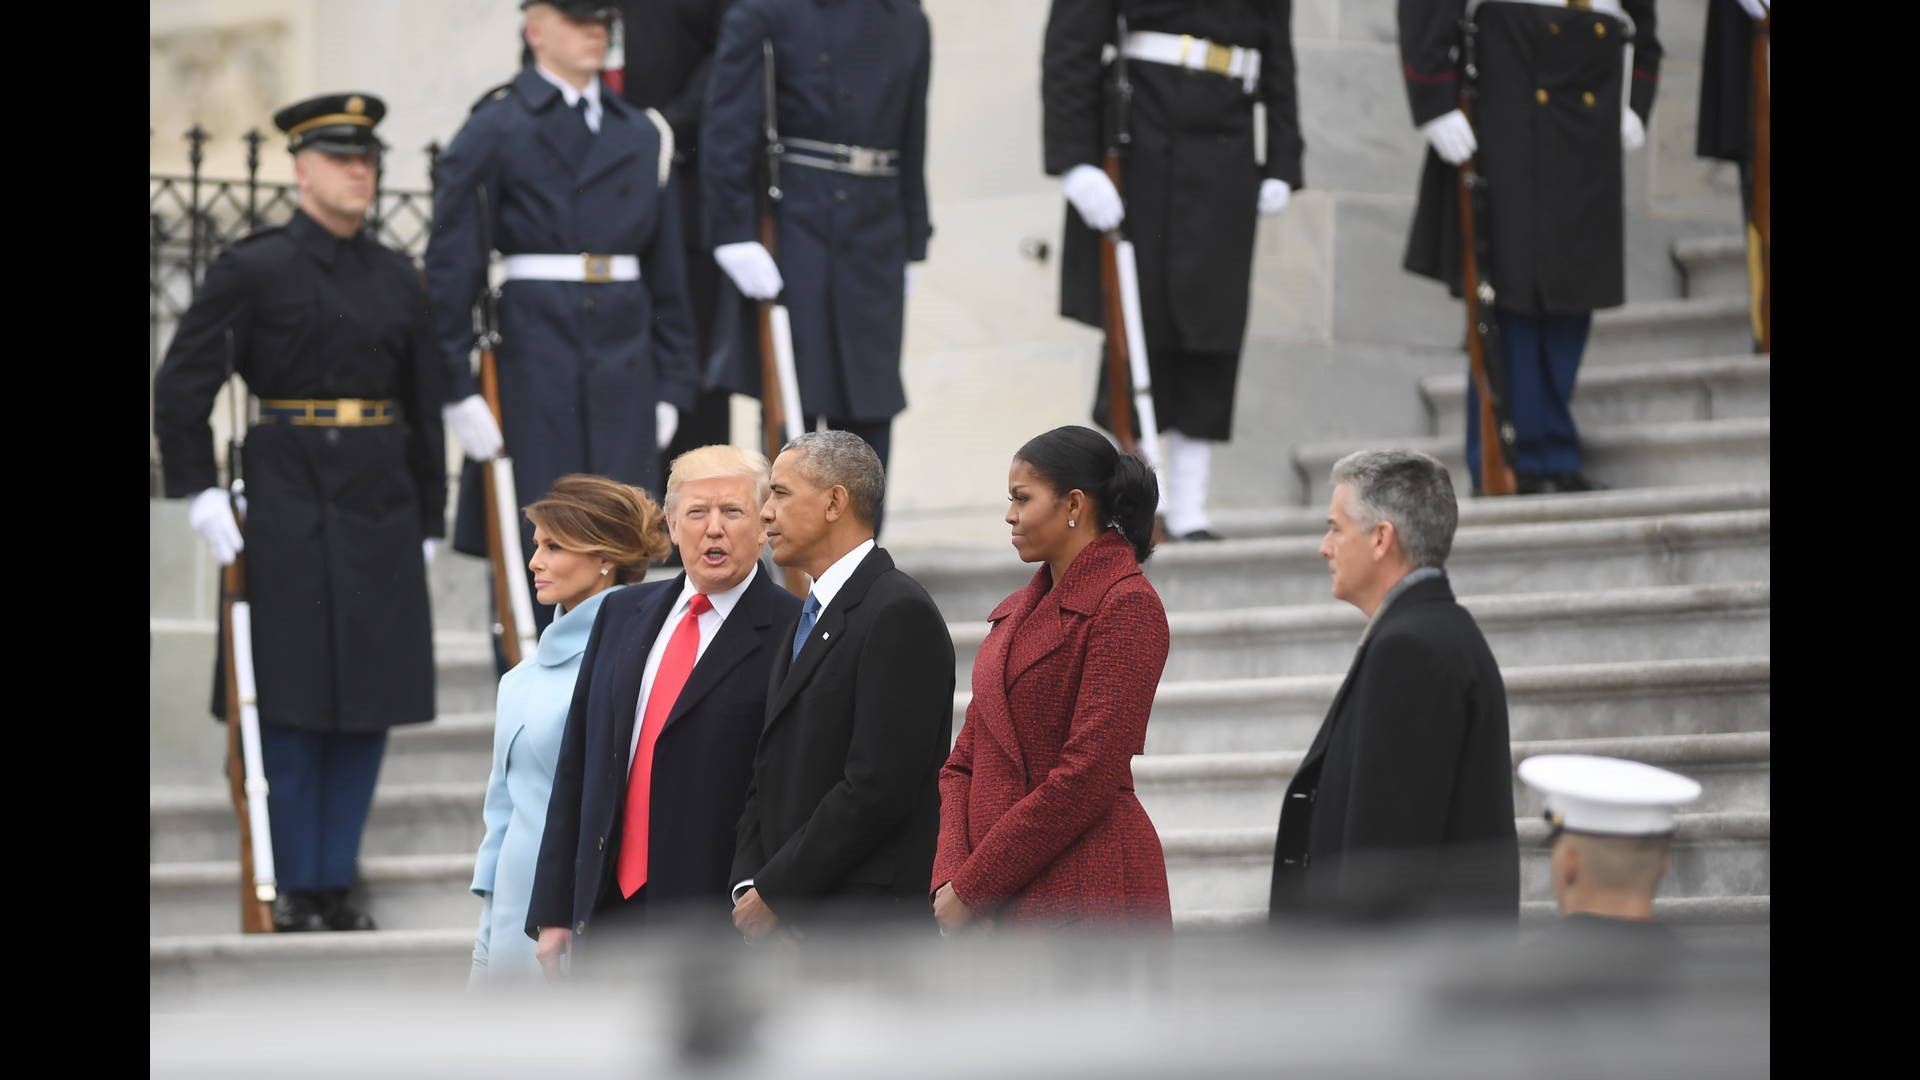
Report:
150,234,1768,996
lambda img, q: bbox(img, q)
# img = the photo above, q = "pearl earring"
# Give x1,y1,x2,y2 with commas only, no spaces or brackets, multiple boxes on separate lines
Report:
1068,519,1077,528
600,567,610,576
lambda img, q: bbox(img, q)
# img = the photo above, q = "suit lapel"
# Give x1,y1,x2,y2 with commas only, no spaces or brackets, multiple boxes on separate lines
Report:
606,578,680,765
766,546,888,729
662,570,775,733
972,580,1041,780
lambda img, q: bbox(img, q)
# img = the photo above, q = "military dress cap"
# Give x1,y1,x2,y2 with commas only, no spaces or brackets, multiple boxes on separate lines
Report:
1519,755,1703,838
519,0,615,18
273,92,387,155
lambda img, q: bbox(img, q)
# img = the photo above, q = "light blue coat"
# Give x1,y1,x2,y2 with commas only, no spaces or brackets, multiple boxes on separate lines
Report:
469,585,620,983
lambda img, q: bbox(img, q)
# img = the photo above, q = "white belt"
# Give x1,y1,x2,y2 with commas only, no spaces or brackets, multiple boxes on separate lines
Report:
1121,31,1262,94
500,254,640,284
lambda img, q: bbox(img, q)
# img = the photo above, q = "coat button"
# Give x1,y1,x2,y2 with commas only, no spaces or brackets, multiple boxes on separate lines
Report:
1594,22,1607,37
818,51,831,64
834,189,848,202
1548,23,1560,34
1535,88,1548,104
577,921,587,934
583,297,596,312
597,836,605,851
1582,91,1596,106
324,429,340,446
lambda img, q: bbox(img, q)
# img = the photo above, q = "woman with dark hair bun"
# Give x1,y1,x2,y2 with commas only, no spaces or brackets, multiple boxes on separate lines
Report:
930,425,1172,933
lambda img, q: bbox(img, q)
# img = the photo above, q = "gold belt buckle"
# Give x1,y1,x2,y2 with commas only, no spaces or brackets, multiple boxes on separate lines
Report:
335,399,366,424
1205,42,1235,76
582,253,612,284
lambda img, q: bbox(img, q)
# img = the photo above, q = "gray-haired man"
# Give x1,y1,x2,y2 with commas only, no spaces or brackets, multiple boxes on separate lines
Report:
1269,449,1519,921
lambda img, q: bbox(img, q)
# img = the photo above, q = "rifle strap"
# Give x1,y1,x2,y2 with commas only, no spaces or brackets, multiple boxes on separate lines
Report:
643,108,674,189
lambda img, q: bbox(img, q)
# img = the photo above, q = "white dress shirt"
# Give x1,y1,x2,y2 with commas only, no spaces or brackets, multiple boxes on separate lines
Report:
628,564,760,772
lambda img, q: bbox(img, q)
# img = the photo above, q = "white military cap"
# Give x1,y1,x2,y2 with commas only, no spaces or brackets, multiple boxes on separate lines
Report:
1518,754,1702,837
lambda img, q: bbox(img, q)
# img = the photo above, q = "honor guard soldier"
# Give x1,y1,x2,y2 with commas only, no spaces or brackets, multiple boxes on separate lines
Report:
428,0,700,631
1043,0,1305,542
700,0,933,528
1399,0,1662,495
1697,0,1768,352
153,93,449,933
1521,753,1701,928
612,0,740,484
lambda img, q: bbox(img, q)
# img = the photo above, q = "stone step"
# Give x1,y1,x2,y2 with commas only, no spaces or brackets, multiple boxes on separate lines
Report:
152,781,488,865
1420,356,1770,440
1124,656,1771,756
954,582,1770,687
1161,811,1769,914
1202,482,1769,541
150,928,474,1009
912,509,1769,622
385,656,1770,785
150,853,478,938
1672,235,1752,302
1135,732,1770,833
1585,295,1753,366
1291,417,1770,507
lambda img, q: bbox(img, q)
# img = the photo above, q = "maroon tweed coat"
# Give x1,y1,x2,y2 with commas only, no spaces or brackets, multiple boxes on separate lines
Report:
932,529,1173,929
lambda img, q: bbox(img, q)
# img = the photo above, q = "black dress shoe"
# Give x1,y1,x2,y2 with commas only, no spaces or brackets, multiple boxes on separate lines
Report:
1171,528,1225,542
1550,471,1607,493
273,891,329,933
318,889,378,932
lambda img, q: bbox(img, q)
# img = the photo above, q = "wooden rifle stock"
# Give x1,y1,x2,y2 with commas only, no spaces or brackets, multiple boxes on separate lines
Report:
478,347,525,668
221,518,275,934
1457,97,1517,497
1749,15,1770,354
756,215,788,468
1098,155,1139,455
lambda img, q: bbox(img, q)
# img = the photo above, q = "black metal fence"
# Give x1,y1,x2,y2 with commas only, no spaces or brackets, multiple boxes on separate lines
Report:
148,126,441,496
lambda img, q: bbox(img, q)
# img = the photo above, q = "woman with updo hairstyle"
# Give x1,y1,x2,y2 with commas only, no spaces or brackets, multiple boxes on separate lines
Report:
930,425,1173,933
469,474,669,983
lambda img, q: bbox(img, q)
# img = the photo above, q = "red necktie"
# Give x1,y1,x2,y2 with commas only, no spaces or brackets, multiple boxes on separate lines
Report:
617,592,712,897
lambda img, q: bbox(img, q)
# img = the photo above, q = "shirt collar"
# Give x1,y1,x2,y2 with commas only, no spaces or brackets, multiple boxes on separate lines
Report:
808,538,875,613
286,208,359,265
1358,565,1446,645
667,561,760,623
533,63,600,112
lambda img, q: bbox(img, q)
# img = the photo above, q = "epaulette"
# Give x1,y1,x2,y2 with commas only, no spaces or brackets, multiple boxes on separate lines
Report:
469,82,514,113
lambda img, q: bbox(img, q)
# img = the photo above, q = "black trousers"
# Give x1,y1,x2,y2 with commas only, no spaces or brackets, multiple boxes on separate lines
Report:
1092,343,1240,442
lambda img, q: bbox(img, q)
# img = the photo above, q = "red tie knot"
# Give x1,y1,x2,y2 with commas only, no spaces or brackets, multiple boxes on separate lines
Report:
688,593,713,617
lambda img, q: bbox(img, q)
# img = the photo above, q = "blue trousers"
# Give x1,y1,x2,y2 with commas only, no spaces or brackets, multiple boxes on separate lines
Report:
1465,311,1592,481
259,726,388,891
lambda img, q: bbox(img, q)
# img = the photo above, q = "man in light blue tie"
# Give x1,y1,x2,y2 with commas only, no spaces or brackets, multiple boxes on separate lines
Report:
730,430,955,940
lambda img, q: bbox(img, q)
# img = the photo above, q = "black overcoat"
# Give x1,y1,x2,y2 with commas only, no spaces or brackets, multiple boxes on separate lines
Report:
1269,574,1520,920
730,547,955,916
1045,0,1305,356
152,210,447,733
1400,0,1662,316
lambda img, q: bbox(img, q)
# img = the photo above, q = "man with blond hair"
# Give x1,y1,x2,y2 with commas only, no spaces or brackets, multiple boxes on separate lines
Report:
528,445,799,971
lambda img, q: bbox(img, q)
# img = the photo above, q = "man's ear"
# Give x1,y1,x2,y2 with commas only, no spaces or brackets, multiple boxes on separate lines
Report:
1372,520,1398,562
823,483,849,523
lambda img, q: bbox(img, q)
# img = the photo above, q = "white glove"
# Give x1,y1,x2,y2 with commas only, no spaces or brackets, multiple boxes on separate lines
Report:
656,401,678,450
1258,179,1292,216
1421,109,1478,166
423,538,439,567
1061,164,1124,232
444,394,504,461
714,241,784,300
1734,0,1768,19
189,487,245,566
1620,108,1646,152
904,264,915,298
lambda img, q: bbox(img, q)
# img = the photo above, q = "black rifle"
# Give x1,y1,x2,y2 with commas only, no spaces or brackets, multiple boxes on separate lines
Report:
1456,16,1519,496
